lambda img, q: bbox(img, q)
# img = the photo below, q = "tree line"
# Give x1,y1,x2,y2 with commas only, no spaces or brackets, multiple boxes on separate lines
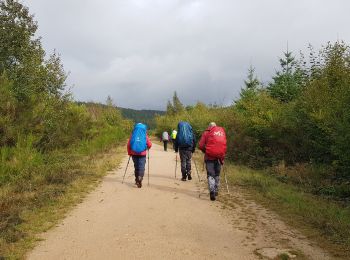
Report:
157,41,350,199
0,1,130,254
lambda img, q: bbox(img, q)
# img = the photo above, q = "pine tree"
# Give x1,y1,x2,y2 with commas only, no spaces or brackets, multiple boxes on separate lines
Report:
267,50,303,102
172,91,184,113
166,100,175,115
240,65,260,99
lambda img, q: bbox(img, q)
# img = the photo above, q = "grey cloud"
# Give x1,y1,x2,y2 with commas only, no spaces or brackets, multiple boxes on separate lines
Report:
23,0,350,109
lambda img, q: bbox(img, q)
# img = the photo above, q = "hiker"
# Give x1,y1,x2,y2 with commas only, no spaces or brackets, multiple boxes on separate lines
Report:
161,131,170,151
127,123,152,188
199,122,227,201
170,129,177,151
174,121,196,181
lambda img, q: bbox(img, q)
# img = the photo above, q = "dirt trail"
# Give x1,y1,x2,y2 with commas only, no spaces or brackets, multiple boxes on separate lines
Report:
28,144,332,260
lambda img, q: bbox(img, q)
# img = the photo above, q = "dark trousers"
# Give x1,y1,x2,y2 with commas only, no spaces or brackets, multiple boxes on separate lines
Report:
132,155,146,182
179,149,192,177
163,140,168,151
206,159,221,193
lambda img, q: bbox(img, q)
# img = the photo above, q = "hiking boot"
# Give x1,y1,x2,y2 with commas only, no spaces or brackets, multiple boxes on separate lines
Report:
210,192,216,201
137,177,143,188
187,174,192,180
181,177,187,181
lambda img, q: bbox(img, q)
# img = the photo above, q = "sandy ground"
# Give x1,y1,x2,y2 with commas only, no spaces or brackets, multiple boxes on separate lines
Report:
27,143,333,260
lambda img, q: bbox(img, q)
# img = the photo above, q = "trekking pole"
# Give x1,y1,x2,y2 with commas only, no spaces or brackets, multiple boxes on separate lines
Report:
147,149,150,186
175,153,178,180
122,156,131,184
193,159,202,198
222,164,230,195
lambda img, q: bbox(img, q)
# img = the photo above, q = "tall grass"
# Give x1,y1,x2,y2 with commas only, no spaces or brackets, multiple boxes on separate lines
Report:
225,164,350,255
0,126,127,258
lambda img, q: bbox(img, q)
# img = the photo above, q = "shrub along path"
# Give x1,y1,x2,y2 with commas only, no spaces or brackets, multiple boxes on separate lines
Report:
27,144,332,259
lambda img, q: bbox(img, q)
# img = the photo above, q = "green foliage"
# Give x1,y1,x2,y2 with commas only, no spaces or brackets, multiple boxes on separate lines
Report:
267,51,304,102
166,91,184,115
119,107,164,129
0,75,16,146
157,41,350,186
226,165,350,252
240,65,260,100
298,42,350,175
0,3,130,256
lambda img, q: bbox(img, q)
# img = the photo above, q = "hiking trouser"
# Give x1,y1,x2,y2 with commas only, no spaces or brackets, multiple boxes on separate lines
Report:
163,140,168,151
179,149,192,177
206,159,221,193
132,155,146,182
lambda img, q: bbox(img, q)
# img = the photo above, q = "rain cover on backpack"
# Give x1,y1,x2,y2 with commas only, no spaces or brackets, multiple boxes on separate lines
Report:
130,123,147,153
205,126,227,159
177,121,193,147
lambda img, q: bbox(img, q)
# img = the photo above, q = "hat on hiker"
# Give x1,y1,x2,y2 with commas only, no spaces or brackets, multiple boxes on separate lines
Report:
209,122,216,127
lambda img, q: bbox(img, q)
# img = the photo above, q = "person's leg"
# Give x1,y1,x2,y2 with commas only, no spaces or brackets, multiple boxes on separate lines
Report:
132,156,139,185
136,156,146,188
179,149,187,181
206,160,216,201
214,160,222,196
186,150,192,180
164,141,168,151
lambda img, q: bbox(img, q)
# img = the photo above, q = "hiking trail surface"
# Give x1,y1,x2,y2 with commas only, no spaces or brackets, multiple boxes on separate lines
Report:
28,143,333,260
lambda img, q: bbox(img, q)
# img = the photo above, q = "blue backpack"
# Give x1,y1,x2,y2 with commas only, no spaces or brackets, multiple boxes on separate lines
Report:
130,123,147,153
177,121,193,147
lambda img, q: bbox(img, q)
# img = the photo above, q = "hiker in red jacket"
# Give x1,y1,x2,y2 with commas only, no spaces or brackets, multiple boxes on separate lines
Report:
127,123,152,188
199,122,227,201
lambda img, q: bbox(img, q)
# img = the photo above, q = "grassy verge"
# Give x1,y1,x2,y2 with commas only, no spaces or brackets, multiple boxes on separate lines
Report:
0,129,127,259
223,164,350,258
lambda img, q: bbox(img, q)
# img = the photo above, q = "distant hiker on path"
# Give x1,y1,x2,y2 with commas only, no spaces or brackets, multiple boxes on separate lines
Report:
175,121,196,181
171,129,177,151
161,131,170,151
199,122,227,201
127,123,152,188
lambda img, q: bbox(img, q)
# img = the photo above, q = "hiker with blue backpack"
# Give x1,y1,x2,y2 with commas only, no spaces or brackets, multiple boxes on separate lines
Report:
127,123,152,188
174,121,196,181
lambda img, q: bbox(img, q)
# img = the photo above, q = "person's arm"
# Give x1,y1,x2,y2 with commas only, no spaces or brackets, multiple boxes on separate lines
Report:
191,133,196,153
146,135,152,149
199,132,207,153
127,138,131,155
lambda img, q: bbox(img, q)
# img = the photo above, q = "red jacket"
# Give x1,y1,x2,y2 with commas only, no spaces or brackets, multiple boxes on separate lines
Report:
199,126,225,162
127,135,152,156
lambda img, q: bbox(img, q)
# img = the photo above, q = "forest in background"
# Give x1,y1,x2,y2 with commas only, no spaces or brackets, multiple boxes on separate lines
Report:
157,42,350,200
77,101,165,130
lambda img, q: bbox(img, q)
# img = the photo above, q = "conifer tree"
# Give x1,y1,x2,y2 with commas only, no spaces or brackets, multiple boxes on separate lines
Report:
240,65,260,99
267,51,303,102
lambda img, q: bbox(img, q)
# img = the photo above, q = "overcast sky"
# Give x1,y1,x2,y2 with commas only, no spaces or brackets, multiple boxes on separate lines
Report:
22,0,350,110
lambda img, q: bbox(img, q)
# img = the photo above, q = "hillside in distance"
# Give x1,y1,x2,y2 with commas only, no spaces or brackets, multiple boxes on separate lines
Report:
77,102,164,129
119,107,165,129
